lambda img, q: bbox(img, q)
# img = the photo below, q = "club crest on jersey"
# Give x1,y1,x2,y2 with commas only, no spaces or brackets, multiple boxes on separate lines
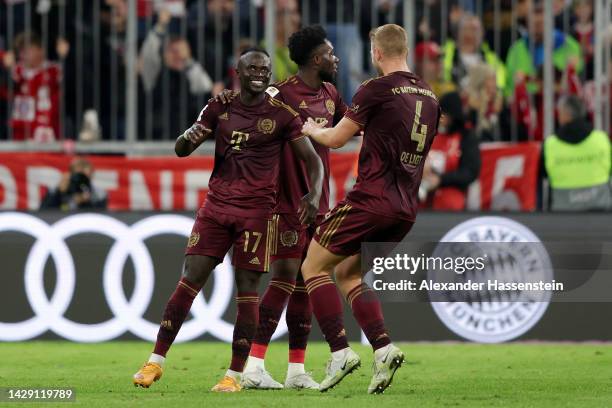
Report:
280,230,299,247
187,232,200,247
257,118,276,134
325,99,335,115
350,104,360,113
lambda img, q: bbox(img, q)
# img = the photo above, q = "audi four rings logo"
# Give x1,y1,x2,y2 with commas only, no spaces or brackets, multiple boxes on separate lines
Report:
0,212,288,343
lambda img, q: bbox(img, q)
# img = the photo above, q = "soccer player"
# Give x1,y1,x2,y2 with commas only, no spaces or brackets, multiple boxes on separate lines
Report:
240,25,348,390
132,47,323,393
300,24,440,394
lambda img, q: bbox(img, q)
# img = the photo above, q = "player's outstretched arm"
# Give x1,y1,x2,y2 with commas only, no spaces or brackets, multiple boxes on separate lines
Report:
301,117,360,149
289,137,323,225
174,124,212,157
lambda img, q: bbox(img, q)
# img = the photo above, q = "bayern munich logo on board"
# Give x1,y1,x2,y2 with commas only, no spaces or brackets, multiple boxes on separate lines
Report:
430,217,553,343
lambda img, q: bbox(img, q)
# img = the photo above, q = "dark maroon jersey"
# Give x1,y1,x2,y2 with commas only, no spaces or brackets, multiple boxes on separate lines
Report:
266,75,348,215
195,94,303,217
344,71,440,221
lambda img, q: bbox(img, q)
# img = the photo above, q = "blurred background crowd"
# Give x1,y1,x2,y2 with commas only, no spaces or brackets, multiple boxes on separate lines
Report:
0,0,611,211
1,0,610,142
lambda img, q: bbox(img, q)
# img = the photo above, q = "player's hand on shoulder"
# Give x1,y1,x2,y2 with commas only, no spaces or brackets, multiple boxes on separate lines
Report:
211,89,238,104
301,117,327,136
184,124,211,144
298,191,319,226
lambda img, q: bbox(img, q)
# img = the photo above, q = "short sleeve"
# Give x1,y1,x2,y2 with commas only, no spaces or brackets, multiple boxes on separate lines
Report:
333,91,349,125
344,81,378,128
269,95,304,142
283,113,304,142
195,100,223,130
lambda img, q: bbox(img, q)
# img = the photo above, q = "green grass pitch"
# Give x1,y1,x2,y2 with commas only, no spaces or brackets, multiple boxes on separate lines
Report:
1,341,612,407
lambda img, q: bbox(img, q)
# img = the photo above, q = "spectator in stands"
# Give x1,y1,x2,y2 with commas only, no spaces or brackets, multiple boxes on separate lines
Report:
0,38,11,138
505,2,583,140
482,0,524,62
542,95,611,211
464,63,505,141
553,0,575,30
572,0,594,80
420,91,481,210
271,0,300,81
187,0,236,94
417,0,466,43
505,2,583,99
41,157,108,210
139,7,213,139
99,0,129,139
442,14,506,91
414,41,455,98
7,31,64,142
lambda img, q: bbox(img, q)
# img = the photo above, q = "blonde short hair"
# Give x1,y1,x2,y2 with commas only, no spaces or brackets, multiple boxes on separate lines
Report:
370,24,408,58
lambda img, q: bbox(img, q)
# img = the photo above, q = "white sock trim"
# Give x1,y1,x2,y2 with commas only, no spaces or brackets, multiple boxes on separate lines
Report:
225,369,241,380
148,353,165,366
244,356,265,372
287,362,305,377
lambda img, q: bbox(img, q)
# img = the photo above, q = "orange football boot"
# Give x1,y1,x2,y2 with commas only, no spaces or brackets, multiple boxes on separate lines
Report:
133,362,163,388
211,376,242,392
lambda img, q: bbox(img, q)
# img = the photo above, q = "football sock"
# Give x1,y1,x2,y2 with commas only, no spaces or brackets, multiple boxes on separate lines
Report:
347,283,391,351
148,353,165,366
287,278,312,364
230,292,259,372
244,356,265,372
287,362,305,377
153,277,202,357
251,277,296,358
225,369,241,380
304,275,349,352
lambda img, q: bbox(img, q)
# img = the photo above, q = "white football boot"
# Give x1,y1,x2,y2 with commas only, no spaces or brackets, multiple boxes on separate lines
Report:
367,344,405,394
284,372,320,390
319,348,361,392
241,366,284,390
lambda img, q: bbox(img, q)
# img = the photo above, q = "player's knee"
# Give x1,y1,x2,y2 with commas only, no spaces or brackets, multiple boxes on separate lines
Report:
235,269,262,292
183,255,219,287
270,259,300,281
334,265,362,293
300,258,315,280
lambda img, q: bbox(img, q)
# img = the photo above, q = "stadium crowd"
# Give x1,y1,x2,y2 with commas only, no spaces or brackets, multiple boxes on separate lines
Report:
0,0,611,210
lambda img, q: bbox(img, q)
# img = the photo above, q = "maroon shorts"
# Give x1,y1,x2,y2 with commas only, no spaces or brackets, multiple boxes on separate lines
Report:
185,206,275,272
271,213,325,262
313,201,414,256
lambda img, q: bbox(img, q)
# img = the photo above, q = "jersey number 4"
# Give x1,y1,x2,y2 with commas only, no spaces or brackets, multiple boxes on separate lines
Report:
411,100,427,153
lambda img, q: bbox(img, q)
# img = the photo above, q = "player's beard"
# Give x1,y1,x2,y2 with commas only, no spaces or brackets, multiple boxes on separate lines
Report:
319,69,335,83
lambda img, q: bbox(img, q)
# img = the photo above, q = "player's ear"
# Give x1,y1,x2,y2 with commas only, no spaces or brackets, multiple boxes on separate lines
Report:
374,47,382,62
